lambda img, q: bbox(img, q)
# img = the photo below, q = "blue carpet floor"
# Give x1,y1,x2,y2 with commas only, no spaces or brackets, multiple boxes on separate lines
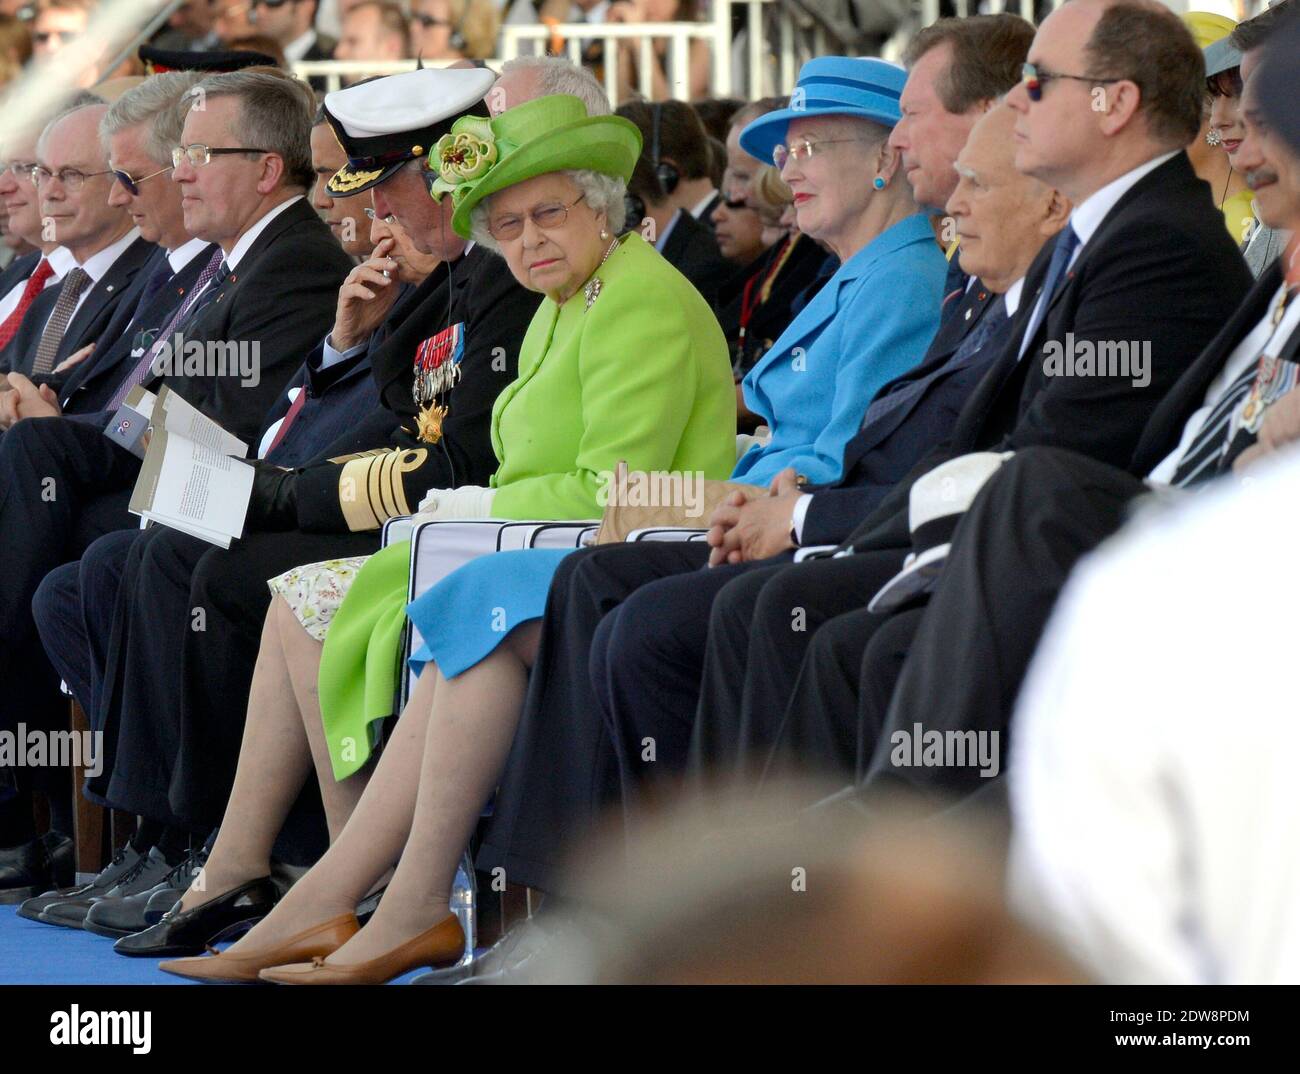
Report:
0,906,428,984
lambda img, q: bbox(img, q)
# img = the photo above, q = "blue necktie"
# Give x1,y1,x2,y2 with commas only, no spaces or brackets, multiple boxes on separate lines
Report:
129,258,177,326
1017,225,1079,359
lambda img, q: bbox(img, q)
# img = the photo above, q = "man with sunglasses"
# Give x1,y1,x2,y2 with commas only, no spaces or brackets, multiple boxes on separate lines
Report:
0,102,155,380
705,0,1258,798
1,73,224,428
15,65,550,941
0,68,352,907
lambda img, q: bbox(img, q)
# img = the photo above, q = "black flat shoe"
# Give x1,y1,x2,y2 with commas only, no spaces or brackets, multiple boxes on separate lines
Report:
113,877,279,958
0,832,74,904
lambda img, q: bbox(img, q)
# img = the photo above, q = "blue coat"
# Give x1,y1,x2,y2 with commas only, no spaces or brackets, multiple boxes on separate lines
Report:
733,212,945,486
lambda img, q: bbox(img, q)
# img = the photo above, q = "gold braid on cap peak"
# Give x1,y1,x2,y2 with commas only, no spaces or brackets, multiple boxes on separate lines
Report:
328,165,386,194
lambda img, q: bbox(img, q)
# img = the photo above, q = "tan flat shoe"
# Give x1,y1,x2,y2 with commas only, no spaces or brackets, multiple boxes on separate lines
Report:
258,913,465,985
159,913,360,983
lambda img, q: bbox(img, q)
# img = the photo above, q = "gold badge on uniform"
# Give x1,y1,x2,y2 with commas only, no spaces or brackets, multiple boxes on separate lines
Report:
412,322,465,443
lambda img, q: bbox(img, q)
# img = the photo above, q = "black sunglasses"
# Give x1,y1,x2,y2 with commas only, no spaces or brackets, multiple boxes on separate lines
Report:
1021,62,1121,103
111,164,171,196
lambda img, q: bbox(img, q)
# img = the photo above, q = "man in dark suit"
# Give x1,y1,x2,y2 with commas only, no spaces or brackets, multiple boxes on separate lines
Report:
1,72,220,426
847,12,1300,808
457,20,1041,940
16,69,540,940
466,105,1069,902
0,104,100,358
0,103,156,379
695,0,1255,788
0,69,352,904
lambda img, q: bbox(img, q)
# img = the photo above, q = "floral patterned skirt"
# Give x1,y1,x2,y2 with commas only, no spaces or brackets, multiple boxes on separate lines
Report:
267,556,371,642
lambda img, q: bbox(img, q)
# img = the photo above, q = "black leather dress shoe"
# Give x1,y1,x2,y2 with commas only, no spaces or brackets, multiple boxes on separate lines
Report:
113,877,279,958
16,845,142,921
83,847,208,939
0,832,74,904
40,847,176,930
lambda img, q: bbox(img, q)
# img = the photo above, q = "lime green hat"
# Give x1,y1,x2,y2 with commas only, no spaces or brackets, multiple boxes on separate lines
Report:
424,94,643,240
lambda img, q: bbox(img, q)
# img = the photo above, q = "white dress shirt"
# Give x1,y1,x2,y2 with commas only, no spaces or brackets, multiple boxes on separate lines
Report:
690,190,719,220
283,30,319,64
167,236,210,274
179,196,305,314
226,195,303,270
0,249,66,323
32,229,141,338
1016,151,1178,361
1009,446,1300,984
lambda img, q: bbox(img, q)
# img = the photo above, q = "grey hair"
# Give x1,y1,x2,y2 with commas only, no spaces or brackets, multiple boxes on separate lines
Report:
469,168,626,254
499,56,611,117
101,72,206,165
187,69,317,191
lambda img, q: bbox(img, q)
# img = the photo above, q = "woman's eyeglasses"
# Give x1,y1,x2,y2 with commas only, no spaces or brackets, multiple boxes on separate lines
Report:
111,164,172,196
172,144,270,168
487,193,586,241
1021,62,1121,103
31,166,114,191
771,137,864,171
364,208,398,223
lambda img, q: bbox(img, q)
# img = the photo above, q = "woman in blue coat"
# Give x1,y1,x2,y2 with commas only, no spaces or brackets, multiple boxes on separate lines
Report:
159,57,947,984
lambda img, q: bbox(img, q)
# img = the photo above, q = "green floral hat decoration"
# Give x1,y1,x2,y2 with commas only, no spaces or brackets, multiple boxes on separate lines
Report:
425,94,643,240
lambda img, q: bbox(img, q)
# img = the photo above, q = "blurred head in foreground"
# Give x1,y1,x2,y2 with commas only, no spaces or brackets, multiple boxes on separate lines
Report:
539,783,1085,985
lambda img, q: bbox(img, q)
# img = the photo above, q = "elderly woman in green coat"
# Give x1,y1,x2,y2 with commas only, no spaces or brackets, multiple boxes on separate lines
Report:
156,94,737,982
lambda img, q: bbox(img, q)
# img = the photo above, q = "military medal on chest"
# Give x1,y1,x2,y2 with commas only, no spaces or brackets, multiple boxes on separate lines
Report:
1239,353,1300,435
412,321,465,443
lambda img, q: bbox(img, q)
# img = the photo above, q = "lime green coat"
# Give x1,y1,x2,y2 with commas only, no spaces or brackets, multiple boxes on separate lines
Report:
488,230,736,516
317,232,735,777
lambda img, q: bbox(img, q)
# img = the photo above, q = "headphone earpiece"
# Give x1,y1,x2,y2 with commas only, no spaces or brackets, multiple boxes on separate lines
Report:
651,103,680,198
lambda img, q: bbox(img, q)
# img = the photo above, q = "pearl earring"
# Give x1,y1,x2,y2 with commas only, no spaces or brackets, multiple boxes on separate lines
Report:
600,228,609,239
873,176,887,190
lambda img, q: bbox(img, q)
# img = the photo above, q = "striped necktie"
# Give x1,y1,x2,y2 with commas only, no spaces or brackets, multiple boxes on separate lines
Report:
105,249,225,412
1168,363,1259,488
30,266,91,374
1171,282,1300,488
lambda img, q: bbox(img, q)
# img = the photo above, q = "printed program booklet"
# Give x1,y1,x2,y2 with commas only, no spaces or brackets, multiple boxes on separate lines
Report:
120,386,254,548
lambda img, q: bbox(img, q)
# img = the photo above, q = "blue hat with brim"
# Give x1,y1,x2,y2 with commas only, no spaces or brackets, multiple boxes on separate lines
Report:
739,57,906,167
1203,37,1242,78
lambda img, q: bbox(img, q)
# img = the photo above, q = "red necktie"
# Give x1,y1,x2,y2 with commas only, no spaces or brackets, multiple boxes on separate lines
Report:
0,259,55,350
265,386,307,457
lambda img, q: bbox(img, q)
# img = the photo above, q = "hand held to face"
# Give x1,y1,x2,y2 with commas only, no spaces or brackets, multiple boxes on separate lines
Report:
332,240,400,350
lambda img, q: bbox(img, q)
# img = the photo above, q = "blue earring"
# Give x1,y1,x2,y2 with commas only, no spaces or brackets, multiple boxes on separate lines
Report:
873,176,887,190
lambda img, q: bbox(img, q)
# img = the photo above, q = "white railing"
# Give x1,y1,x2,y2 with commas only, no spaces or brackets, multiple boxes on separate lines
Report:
294,0,853,101
290,0,1276,102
